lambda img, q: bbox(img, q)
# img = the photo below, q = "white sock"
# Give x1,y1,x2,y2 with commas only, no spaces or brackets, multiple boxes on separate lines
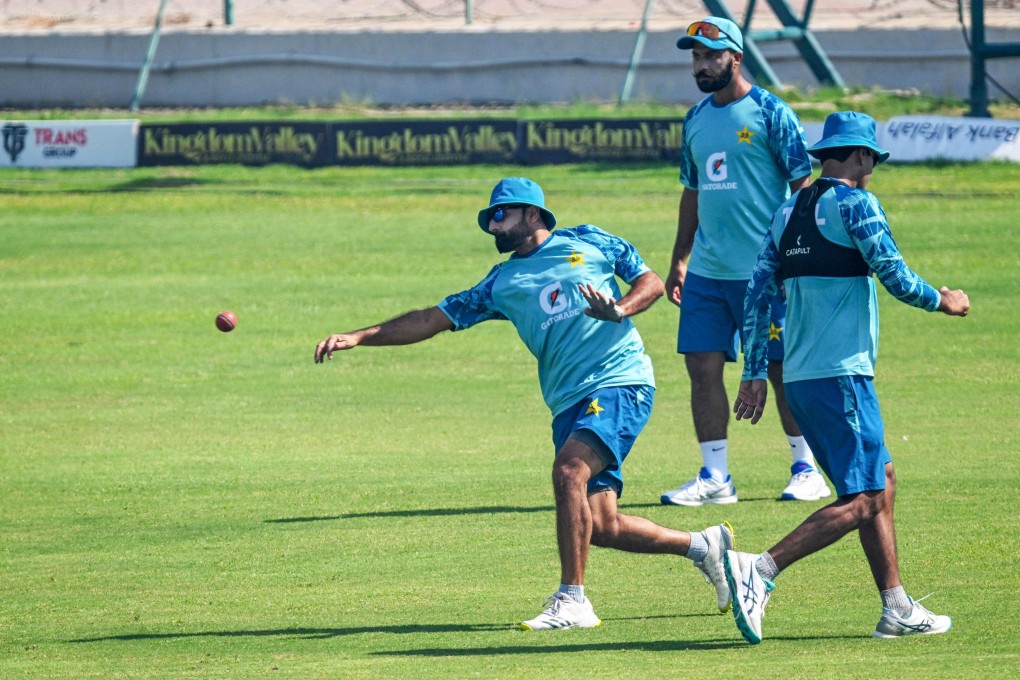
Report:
558,583,585,604
700,439,728,479
787,435,816,467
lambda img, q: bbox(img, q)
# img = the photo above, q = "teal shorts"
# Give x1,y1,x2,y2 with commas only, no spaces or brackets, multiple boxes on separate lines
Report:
785,375,892,497
551,385,654,499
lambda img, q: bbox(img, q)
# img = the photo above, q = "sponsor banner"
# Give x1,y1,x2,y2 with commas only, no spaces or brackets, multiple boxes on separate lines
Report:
138,122,331,167
520,118,682,164
1,120,137,168
804,116,1020,163
331,119,518,166
880,115,1020,163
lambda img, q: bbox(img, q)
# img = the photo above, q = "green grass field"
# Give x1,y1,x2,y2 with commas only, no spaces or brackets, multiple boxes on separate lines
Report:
2,161,1018,678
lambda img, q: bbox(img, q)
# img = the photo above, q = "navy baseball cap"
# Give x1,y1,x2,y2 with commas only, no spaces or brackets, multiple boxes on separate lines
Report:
808,111,891,164
477,177,557,231
676,17,744,53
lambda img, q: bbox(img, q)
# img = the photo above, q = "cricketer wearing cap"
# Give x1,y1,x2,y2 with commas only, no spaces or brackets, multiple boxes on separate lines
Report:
315,177,736,632
661,16,830,508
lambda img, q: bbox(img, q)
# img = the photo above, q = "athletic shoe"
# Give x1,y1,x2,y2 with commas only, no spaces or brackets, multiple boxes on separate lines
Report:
780,462,833,501
693,521,736,612
661,467,738,506
724,550,775,645
872,594,952,638
520,592,601,631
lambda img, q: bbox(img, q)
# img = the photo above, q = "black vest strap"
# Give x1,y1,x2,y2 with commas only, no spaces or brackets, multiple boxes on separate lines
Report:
778,178,870,281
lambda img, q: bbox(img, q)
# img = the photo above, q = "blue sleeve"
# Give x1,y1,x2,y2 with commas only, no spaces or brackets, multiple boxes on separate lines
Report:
437,265,508,330
741,233,781,381
840,191,942,312
762,94,812,182
574,225,650,283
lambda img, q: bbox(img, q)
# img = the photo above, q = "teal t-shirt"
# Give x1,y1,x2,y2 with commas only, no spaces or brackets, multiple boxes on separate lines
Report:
438,226,655,416
679,86,811,280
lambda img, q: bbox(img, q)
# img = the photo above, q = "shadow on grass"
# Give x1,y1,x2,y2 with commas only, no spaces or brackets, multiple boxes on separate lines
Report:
69,622,512,643
266,502,678,524
68,614,741,647
371,638,745,655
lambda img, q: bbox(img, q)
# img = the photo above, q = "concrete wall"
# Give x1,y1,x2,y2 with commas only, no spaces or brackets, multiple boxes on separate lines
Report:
1,28,1018,108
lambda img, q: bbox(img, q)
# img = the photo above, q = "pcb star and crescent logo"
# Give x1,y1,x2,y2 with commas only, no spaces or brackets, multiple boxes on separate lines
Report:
586,398,604,416
737,125,755,144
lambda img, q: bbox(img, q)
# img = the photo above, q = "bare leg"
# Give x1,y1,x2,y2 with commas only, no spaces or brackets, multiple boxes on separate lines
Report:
768,360,802,437
588,488,691,555
554,438,694,585
552,439,600,584
686,351,729,442
859,463,901,591
767,488,888,572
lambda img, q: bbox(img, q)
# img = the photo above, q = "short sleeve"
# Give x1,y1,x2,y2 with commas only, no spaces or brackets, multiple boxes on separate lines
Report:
437,264,508,330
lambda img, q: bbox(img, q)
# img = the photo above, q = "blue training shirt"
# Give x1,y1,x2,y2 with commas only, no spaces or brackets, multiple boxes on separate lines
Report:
438,226,655,416
742,179,943,383
679,86,812,280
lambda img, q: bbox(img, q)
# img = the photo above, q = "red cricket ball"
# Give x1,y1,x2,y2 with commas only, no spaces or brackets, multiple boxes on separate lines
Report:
215,310,237,333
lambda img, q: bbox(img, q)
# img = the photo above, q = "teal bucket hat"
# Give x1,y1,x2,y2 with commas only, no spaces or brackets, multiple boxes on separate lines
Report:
807,111,891,164
676,17,744,53
477,177,557,232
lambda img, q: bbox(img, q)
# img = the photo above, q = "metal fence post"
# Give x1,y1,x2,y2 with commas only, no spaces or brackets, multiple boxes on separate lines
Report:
129,0,170,112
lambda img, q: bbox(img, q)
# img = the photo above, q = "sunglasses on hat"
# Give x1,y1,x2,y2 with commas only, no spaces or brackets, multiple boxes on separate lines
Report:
686,21,737,43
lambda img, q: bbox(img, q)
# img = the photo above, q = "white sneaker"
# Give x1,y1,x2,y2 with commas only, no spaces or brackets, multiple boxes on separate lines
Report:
661,468,738,506
872,594,952,638
780,463,832,501
724,550,774,645
693,521,736,612
520,592,601,631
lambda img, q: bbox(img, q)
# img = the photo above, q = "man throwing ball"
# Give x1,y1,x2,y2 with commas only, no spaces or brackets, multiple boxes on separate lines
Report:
315,177,734,630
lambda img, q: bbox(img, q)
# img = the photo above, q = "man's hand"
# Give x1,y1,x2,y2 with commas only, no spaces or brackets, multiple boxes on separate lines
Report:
733,379,768,424
664,261,687,307
938,286,970,317
314,333,360,363
578,283,625,322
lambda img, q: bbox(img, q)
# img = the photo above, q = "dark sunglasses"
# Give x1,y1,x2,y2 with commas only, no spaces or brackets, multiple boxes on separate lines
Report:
488,204,528,223
686,21,736,43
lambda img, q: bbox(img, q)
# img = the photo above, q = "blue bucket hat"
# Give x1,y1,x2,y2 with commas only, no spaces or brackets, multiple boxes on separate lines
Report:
808,111,891,164
676,17,743,53
477,177,557,232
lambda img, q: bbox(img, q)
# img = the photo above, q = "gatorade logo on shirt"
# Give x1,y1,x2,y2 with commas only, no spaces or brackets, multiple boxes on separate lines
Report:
539,280,582,330
702,151,737,190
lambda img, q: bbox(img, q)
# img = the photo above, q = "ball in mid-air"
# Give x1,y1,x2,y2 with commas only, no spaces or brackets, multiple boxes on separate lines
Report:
215,310,237,333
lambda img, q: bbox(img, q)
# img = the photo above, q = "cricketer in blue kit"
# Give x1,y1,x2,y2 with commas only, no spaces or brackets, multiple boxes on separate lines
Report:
661,16,831,508
314,177,736,631
723,111,970,645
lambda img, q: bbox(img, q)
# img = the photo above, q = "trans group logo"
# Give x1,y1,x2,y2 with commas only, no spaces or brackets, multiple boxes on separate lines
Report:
2,123,28,162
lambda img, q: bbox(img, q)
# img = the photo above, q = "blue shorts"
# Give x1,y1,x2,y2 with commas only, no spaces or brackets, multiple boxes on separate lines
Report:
551,385,654,499
678,272,786,363
785,375,892,497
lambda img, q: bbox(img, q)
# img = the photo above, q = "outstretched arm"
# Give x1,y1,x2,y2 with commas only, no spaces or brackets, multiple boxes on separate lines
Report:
314,306,454,363
579,270,665,322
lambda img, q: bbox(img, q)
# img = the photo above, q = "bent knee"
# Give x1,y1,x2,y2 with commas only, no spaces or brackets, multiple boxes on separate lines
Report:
590,514,620,547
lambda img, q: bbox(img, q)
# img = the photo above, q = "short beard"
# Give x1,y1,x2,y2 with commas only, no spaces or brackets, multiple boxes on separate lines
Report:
695,58,735,93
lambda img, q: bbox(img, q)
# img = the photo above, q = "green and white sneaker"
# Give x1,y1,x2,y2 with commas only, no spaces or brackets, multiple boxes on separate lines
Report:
520,592,601,631
693,521,736,612
872,594,952,638
724,550,775,645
